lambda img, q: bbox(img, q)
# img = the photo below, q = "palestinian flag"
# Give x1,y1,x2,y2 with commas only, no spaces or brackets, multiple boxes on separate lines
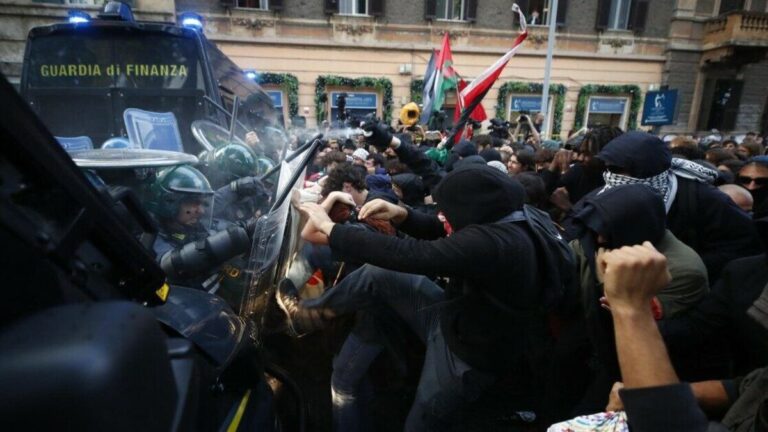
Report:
431,33,458,115
420,33,458,125
447,5,528,145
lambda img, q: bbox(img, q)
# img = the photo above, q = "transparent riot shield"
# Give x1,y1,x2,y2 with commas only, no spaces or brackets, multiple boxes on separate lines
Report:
240,140,320,341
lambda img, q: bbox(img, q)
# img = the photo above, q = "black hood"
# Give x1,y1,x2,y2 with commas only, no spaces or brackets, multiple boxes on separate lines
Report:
433,164,525,231
392,173,426,207
597,131,671,178
572,184,666,250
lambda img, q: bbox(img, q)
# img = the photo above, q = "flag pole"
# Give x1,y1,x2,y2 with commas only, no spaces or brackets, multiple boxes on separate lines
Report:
540,0,558,141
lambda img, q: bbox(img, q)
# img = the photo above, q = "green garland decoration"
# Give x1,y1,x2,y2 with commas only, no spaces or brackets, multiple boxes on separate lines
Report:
495,81,567,137
254,72,299,119
315,75,394,123
574,84,642,131
411,79,424,104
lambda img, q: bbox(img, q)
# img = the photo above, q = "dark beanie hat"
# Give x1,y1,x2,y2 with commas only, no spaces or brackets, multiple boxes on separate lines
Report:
433,164,525,231
479,148,502,163
453,139,478,158
597,131,671,178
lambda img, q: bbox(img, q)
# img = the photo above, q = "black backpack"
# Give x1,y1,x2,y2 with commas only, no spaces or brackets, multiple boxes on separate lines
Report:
498,205,579,311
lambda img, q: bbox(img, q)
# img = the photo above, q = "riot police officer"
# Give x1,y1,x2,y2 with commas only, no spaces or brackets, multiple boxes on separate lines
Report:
144,164,255,299
202,143,273,222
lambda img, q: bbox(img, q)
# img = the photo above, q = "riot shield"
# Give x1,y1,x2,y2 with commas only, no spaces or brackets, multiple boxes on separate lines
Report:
240,141,319,340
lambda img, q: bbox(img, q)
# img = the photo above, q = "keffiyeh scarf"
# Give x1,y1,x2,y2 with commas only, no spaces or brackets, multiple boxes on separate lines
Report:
601,169,674,208
671,158,718,185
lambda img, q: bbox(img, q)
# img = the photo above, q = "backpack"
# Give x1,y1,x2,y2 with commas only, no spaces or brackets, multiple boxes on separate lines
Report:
498,205,579,312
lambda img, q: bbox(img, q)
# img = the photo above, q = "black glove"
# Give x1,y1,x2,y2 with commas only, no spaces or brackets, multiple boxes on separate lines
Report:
360,114,393,151
231,176,267,198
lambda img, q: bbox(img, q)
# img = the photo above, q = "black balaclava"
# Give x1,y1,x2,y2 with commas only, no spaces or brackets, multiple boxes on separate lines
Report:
433,164,525,231
392,173,426,207
745,157,768,219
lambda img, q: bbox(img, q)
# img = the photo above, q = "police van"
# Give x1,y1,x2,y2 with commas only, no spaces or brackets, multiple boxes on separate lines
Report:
19,1,279,155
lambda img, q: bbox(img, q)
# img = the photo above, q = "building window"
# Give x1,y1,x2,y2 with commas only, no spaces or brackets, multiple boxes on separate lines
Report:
436,0,465,21
596,0,647,33
238,0,269,10
525,0,567,26
585,96,629,129
608,0,632,29
266,89,286,125
719,0,745,15
329,91,378,122
339,0,368,15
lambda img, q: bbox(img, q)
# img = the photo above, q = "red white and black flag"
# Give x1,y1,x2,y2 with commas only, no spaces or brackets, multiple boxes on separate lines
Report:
447,4,528,145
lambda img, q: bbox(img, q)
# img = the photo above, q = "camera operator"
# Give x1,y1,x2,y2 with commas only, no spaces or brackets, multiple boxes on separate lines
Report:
514,111,542,147
489,118,512,140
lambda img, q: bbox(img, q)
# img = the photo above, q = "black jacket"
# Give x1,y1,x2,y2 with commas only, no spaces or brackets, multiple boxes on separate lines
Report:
565,177,760,281
327,209,544,373
662,254,768,377
666,178,761,280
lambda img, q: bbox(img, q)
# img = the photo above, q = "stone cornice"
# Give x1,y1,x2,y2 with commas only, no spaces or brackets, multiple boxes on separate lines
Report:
209,33,666,61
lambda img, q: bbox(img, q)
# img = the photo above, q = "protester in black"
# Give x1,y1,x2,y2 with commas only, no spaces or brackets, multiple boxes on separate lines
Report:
295,164,546,430
570,131,760,281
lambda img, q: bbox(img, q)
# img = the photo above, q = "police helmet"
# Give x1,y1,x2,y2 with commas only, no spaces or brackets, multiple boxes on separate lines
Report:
145,165,214,221
213,143,258,182
255,157,276,176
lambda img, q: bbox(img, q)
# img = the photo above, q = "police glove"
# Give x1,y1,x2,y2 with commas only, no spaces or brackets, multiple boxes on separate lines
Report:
360,114,393,151
231,176,267,198
235,217,260,241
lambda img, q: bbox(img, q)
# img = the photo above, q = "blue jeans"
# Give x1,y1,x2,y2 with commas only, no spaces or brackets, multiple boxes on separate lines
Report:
303,265,496,431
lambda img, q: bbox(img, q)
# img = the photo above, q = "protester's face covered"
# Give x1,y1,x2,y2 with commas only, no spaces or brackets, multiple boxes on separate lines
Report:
572,184,666,270
433,165,525,232
738,163,768,192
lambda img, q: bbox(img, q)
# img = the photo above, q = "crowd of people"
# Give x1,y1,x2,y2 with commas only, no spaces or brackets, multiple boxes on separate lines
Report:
273,110,768,431
134,103,768,430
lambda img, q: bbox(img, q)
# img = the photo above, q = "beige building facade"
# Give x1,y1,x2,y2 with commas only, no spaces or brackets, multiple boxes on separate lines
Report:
2,0,768,137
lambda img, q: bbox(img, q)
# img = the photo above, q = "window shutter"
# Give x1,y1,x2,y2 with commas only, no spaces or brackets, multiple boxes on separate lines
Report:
324,0,338,15
556,0,568,26
628,0,649,34
465,0,478,22
516,0,530,25
270,0,284,12
370,0,385,17
425,0,437,20
595,0,610,31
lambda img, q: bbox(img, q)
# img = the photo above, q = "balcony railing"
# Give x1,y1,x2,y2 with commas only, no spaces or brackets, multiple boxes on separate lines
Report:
703,11,768,49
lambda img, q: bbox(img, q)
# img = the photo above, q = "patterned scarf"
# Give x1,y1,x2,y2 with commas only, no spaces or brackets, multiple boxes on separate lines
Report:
601,169,674,210
671,158,718,185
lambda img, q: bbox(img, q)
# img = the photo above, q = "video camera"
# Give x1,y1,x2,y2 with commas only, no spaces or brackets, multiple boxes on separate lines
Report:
489,118,512,139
